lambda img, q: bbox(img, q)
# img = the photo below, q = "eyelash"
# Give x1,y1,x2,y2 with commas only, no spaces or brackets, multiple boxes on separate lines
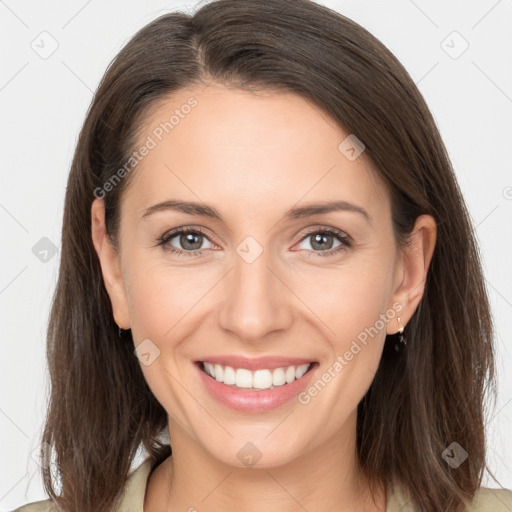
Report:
156,226,352,259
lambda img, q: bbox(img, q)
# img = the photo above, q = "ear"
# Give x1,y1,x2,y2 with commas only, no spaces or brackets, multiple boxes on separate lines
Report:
386,214,437,334
91,198,131,329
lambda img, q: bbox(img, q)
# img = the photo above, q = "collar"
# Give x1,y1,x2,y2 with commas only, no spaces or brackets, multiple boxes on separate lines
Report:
113,457,154,512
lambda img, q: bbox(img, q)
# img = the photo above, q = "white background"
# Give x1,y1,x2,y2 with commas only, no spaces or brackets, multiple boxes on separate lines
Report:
1,0,511,509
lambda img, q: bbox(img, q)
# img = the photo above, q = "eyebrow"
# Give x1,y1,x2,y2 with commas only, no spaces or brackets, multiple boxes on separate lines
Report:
141,199,372,225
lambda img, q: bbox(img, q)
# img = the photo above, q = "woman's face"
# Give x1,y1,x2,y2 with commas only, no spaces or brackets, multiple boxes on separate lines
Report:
92,82,435,468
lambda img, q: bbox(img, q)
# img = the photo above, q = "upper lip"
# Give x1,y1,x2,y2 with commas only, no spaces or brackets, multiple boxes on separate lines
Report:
195,355,317,371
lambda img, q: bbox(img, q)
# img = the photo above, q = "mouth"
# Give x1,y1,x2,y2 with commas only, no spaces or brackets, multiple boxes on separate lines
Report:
195,360,319,391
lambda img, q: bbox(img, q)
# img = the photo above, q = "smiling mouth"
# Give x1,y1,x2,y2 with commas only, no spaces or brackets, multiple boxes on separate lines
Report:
196,360,318,391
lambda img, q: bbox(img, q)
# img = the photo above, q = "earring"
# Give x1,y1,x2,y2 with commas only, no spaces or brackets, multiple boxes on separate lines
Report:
116,322,127,338
394,316,406,352
115,320,131,338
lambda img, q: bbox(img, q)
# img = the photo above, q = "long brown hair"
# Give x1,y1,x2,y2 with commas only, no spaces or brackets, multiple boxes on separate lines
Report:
40,0,500,510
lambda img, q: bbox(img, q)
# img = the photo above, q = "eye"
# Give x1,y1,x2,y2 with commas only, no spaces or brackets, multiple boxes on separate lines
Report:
157,227,216,257
295,228,352,257
156,226,352,258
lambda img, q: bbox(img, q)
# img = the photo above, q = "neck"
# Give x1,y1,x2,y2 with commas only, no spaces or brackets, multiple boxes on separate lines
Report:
144,415,386,512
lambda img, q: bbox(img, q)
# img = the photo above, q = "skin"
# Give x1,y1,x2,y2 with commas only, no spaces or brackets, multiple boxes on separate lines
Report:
91,82,436,512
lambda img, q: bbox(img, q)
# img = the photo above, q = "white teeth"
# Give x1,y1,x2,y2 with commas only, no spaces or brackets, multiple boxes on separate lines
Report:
202,362,312,390
285,366,296,383
235,368,253,388
204,362,215,378
296,364,308,379
214,364,223,382
223,365,236,385
272,367,286,386
253,369,273,389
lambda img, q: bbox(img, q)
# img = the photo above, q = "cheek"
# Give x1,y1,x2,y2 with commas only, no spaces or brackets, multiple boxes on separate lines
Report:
123,253,212,341
124,271,172,340
122,260,207,421
294,258,394,427
293,253,395,348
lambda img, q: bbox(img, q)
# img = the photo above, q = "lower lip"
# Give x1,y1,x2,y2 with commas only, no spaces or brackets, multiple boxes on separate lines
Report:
195,362,318,413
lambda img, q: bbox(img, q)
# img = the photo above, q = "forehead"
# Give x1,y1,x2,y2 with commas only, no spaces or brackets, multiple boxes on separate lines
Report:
122,82,390,224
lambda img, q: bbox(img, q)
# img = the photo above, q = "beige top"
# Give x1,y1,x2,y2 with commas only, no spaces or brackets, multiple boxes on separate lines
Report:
15,457,512,511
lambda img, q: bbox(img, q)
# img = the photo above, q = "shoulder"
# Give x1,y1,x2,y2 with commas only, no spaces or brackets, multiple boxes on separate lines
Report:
387,482,512,512
14,500,57,512
14,457,155,512
466,486,512,511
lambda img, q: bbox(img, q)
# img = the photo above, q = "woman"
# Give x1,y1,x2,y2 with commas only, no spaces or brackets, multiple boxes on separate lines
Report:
16,0,512,511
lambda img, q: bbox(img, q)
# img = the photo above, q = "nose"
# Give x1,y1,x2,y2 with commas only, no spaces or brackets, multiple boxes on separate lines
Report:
217,244,293,342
